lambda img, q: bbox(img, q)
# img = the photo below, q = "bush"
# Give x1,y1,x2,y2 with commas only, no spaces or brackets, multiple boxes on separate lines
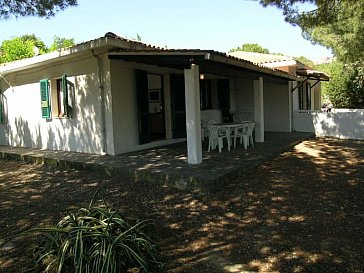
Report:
318,61,364,108
27,191,163,273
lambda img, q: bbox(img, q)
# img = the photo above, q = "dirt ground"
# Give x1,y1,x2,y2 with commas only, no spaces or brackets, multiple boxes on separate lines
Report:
0,138,363,273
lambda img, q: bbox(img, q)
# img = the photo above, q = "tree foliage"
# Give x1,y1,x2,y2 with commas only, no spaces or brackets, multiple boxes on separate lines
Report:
258,0,364,63
49,36,75,51
20,34,48,54
229,43,269,53
0,0,78,19
296,56,315,68
258,0,364,108
317,61,364,108
0,35,39,63
0,34,76,63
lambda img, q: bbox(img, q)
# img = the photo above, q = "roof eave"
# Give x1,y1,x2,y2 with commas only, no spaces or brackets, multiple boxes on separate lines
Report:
208,54,298,81
0,36,157,75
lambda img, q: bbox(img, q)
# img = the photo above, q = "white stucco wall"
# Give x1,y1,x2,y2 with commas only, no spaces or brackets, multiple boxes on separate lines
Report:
264,80,291,132
233,78,254,114
0,54,111,154
109,60,184,155
109,60,139,154
293,110,364,140
200,110,222,122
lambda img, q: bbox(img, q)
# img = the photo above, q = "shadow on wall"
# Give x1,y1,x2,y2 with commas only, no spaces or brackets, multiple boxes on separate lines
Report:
313,111,364,140
6,70,107,154
12,117,40,148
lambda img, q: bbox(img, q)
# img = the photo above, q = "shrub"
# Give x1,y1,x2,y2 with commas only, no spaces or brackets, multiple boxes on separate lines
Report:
27,191,162,273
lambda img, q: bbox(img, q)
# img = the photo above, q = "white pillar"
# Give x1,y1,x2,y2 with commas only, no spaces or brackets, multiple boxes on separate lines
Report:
310,84,315,110
184,64,202,164
254,77,264,142
163,74,173,139
292,81,299,112
288,81,293,132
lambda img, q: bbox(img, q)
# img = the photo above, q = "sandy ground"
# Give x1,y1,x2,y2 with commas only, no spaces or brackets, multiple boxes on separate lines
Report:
0,137,363,273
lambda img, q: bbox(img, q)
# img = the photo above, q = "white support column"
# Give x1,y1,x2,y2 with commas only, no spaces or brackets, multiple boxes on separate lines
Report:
163,74,173,139
184,64,202,164
254,77,264,142
288,81,293,132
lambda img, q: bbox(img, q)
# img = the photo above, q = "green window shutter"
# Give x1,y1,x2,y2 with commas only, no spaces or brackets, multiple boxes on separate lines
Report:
0,91,4,123
40,79,51,118
62,74,72,118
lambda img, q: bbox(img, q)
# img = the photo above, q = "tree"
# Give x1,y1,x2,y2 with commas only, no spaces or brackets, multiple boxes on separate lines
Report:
49,36,75,51
258,0,364,108
296,56,315,68
0,34,76,63
0,34,47,63
317,61,364,108
0,37,33,63
20,34,48,54
258,0,364,63
229,43,269,53
0,0,78,19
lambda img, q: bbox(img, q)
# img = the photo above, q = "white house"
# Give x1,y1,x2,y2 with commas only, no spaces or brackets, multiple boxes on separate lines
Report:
228,51,330,113
1,33,312,164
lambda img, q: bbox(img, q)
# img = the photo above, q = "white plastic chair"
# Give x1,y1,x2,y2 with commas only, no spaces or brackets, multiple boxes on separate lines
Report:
233,114,242,124
233,124,249,149
207,125,228,153
247,122,255,148
201,120,208,140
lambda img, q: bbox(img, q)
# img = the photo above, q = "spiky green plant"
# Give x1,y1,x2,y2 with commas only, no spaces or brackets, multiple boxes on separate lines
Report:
27,191,162,273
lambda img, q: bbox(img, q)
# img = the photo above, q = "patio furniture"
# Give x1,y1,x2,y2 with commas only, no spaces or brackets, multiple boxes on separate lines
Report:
207,120,218,124
207,123,249,152
201,120,208,140
233,123,250,149
207,124,228,152
233,114,242,124
247,122,256,148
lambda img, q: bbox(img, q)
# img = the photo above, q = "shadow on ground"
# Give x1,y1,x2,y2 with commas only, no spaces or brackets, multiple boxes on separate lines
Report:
0,138,363,273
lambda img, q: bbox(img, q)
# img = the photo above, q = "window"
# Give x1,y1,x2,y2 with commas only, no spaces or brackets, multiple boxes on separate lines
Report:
200,80,212,110
298,84,304,110
306,82,311,110
0,91,5,123
217,79,230,111
148,89,161,102
40,74,74,119
298,82,312,111
40,79,51,118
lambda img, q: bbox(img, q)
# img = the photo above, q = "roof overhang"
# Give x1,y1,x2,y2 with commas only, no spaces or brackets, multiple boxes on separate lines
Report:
297,68,330,81
109,50,298,81
0,32,297,83
0,36,159,75
263,59,298,68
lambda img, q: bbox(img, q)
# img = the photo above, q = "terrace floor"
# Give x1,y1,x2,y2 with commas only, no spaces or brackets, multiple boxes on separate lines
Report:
0,132,313,191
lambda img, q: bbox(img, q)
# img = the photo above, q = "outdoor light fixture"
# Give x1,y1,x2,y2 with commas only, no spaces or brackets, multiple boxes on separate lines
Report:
199,73,205,80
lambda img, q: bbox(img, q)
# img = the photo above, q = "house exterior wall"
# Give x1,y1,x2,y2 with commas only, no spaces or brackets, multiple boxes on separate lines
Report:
109,60,184,155
312,81,321,110
109,60,140,154
0,54,111,154
264,80,291,132
233,78,255,118
293,110,364,140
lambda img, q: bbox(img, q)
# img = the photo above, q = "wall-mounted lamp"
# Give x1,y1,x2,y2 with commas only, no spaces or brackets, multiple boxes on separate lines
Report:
199,73,205,80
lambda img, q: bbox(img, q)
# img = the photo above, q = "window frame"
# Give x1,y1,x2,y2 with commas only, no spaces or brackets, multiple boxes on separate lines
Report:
0,91,6,124
40,74,73,119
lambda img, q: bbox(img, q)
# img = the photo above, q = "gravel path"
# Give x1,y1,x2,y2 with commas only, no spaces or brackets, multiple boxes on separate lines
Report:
0,137,363,273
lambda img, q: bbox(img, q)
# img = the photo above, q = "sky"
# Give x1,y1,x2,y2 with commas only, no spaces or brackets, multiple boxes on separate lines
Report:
0,0,333,62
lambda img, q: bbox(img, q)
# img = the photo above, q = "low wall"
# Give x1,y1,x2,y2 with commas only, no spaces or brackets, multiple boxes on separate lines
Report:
293,110,364,140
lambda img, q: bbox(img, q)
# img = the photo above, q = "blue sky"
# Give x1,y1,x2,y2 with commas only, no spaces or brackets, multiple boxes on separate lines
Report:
0,0,332,61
